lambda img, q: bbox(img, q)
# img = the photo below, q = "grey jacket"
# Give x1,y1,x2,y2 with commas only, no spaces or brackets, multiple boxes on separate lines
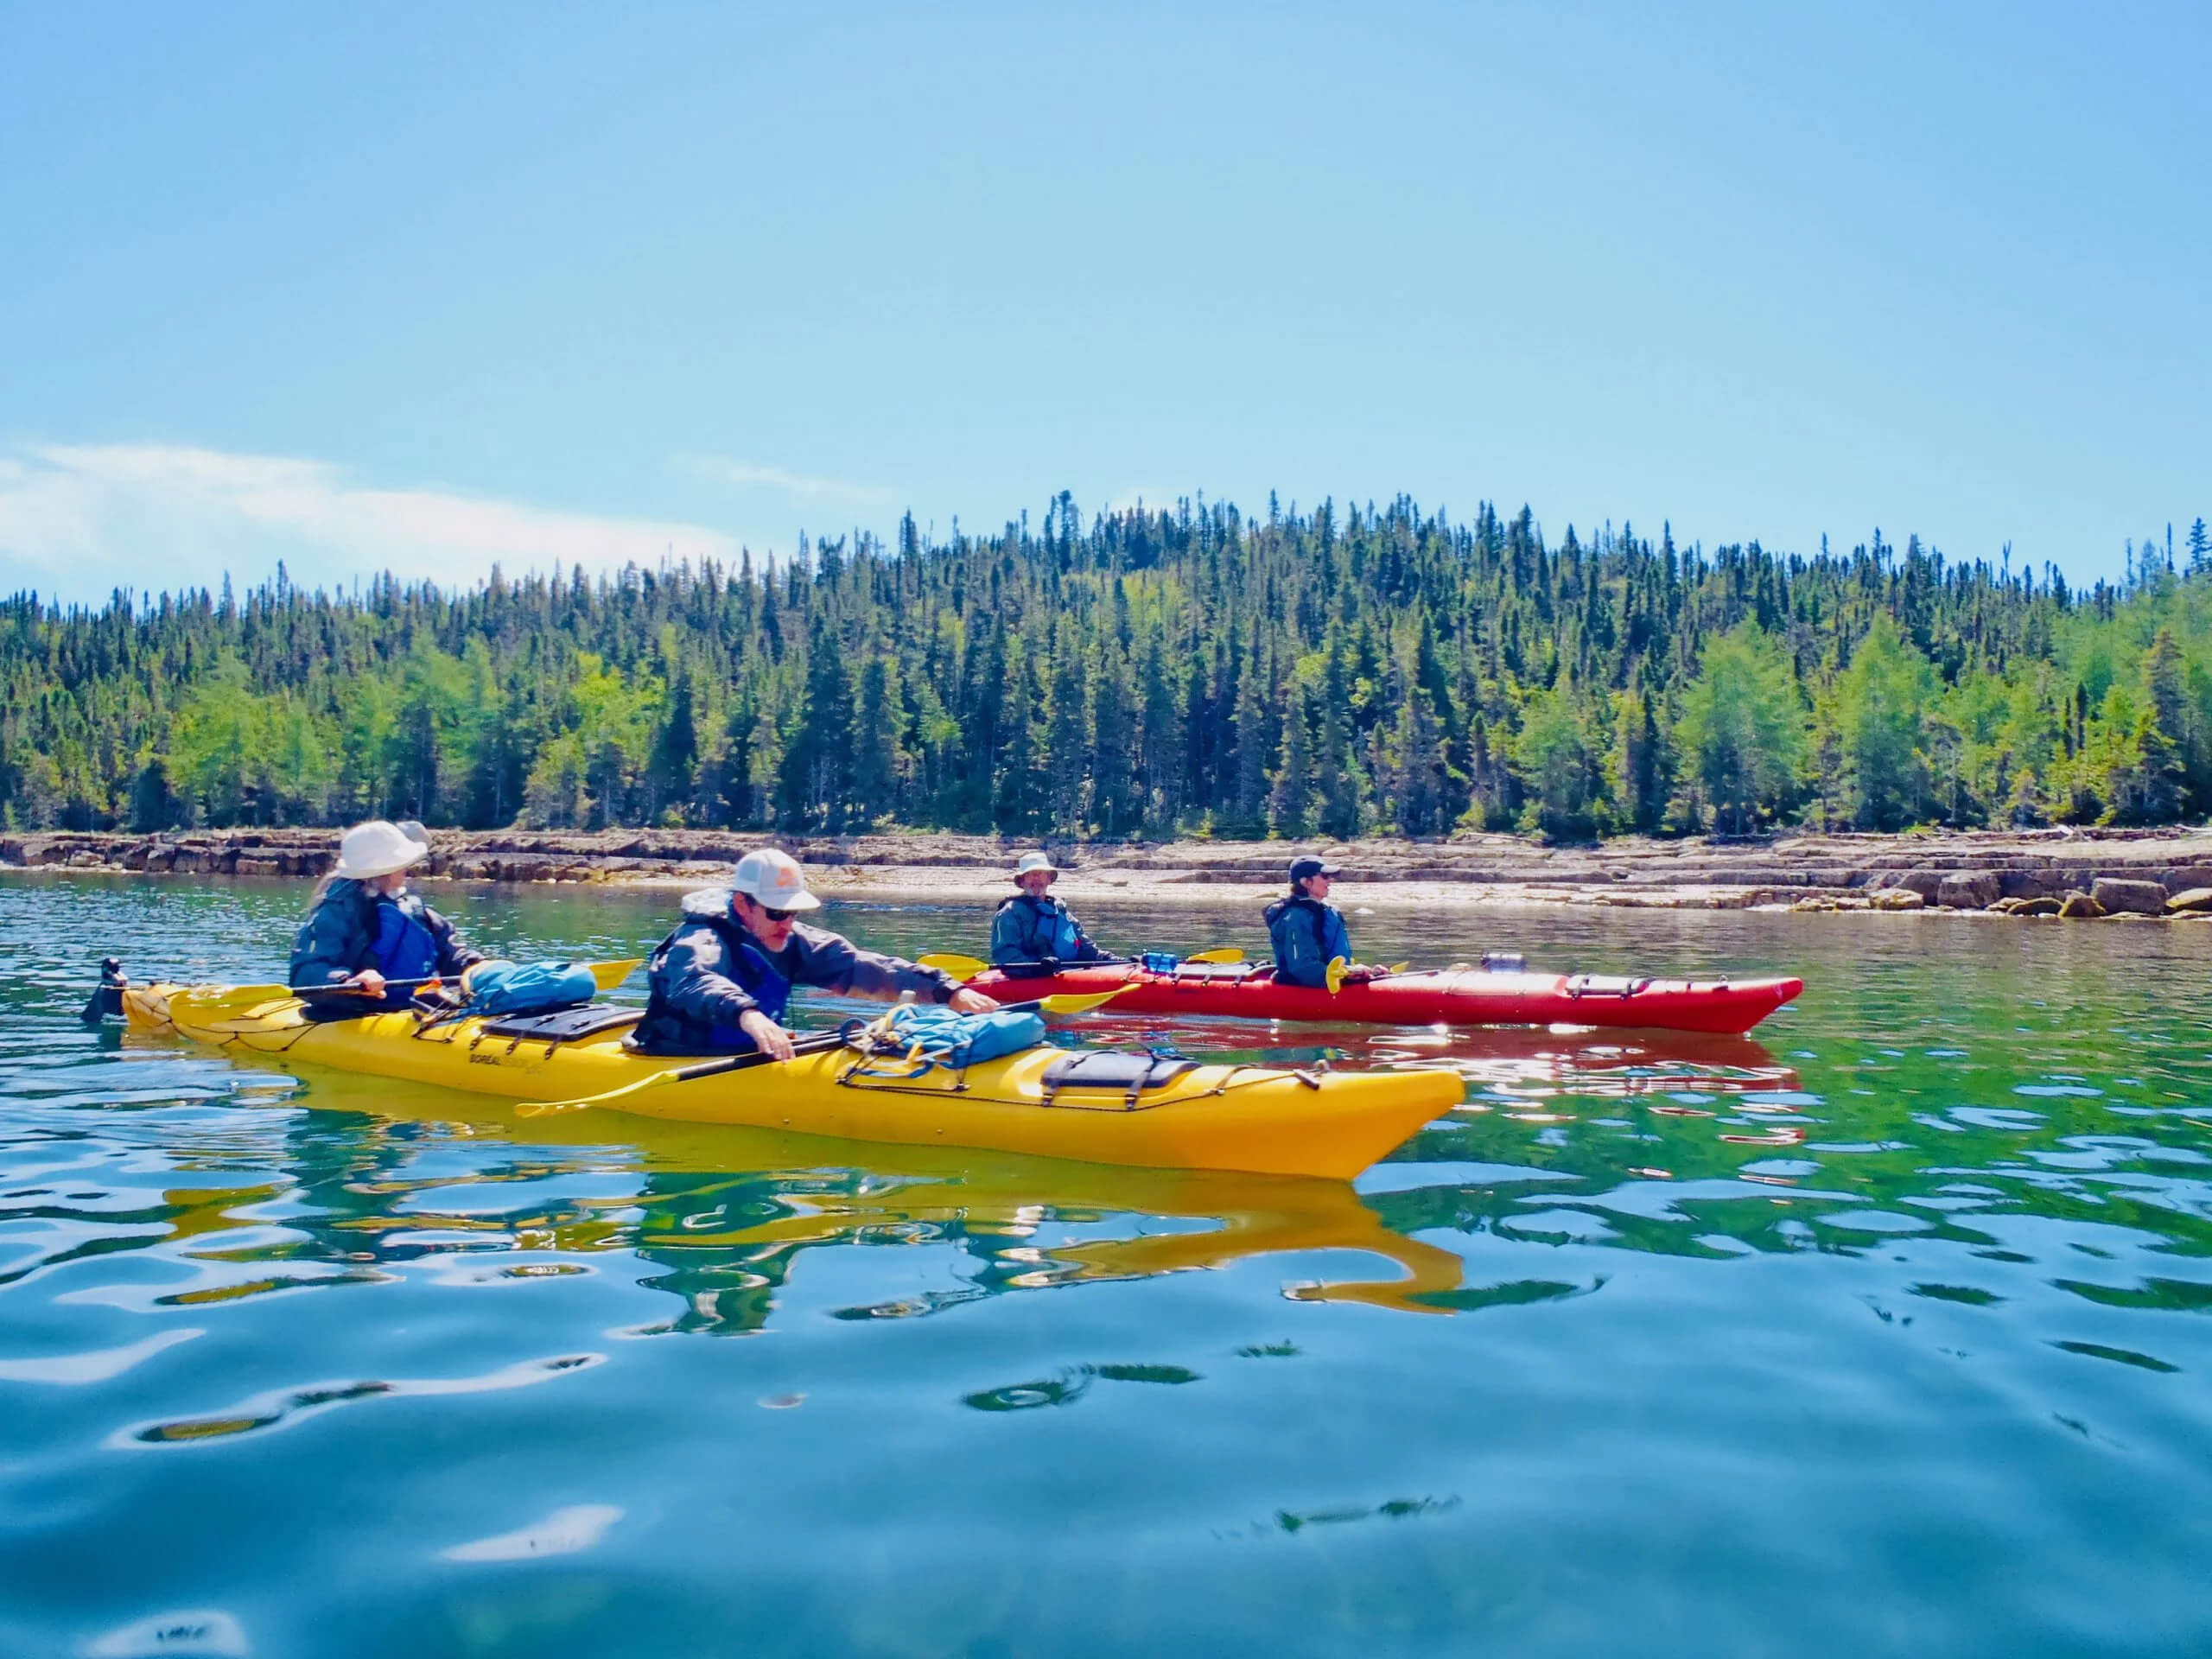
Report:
637,888,962,1055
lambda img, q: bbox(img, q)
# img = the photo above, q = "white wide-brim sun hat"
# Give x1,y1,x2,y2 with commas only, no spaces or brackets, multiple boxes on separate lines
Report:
733,848,822,911
1012,851,1059,880
333,820,431,880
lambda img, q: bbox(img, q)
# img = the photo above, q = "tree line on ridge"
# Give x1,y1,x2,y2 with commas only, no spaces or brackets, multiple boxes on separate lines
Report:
4,494,2210,842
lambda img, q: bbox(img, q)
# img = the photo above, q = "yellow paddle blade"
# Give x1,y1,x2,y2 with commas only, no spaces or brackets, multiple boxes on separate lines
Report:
1033,986,1132,1016
166,982,302,1019
1325,956,1348,995
1386,962,1410,974
917,952,988,980
588,958,645,990
1184,947,1245,964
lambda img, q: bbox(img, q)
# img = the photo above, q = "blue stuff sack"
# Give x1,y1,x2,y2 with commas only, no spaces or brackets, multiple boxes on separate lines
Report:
461,960,600,1018
1141,951,1179,975
876,1003,1046,1069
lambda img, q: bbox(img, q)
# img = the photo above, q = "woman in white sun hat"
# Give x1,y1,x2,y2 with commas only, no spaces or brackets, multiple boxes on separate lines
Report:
289,819,484,1012
639,848,1000,1059
989,850,1109,966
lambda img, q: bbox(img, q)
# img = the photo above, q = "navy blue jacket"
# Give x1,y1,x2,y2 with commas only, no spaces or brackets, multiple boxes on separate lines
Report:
638,888,963,1055
289,880,483,1010
988,893,1106,965
1263,893,1351,988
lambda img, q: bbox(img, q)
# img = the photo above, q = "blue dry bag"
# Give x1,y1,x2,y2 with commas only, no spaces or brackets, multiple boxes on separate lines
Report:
874,1003,1046,1069
461,960,600,1018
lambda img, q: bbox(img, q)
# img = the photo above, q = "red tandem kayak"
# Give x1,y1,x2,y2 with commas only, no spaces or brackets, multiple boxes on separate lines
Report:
963,960,1803,1035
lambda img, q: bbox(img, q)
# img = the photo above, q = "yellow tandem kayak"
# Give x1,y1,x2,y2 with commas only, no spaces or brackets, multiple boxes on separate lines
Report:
123,985,1463,1179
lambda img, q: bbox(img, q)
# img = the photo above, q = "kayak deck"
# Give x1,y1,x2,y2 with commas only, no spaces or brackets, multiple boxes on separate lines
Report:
124,985,1463,1180
966,962,1804,1035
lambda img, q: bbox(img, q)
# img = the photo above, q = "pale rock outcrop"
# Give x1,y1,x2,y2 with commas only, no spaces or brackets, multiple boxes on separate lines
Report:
2089,877,2168,917
1936,871,2002,909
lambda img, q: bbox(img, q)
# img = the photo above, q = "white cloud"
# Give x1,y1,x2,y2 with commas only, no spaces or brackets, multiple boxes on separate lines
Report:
0,442,743,602
671,451,898,505
1105,486,1182,514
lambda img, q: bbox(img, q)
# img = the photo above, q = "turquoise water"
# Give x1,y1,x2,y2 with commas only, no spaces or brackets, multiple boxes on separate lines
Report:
2,874,2209,1657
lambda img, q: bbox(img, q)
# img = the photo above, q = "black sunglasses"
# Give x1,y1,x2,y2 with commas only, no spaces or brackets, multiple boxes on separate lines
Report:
759,905,800,924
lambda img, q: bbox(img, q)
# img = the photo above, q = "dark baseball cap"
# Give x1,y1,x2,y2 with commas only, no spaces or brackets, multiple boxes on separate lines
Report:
1287,855,1343,882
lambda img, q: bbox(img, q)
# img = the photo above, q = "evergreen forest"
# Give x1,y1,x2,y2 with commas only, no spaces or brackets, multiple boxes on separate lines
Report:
6,495,2212,842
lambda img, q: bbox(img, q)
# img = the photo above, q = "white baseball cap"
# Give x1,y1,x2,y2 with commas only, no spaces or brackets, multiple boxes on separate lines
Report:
732,848,821,912
1013,851,1059,880
333,820,430,880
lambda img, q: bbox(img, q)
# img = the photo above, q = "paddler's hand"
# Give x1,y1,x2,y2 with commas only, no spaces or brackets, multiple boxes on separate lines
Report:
740,1009,796,1061
1342,963,1385,985
948,988,1001,1014
347,969,388,998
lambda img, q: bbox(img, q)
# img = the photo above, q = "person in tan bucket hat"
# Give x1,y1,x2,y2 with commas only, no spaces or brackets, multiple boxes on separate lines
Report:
989,850,1110,966
638,848,1000,1059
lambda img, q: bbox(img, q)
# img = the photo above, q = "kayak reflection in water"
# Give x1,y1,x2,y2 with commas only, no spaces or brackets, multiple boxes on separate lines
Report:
289,819,485,1014
1263,855,1384,988
638,848,999,1060
990,849,1112,966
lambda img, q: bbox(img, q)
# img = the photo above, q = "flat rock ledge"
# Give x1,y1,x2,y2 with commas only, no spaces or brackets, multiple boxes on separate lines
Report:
10,826,2212,920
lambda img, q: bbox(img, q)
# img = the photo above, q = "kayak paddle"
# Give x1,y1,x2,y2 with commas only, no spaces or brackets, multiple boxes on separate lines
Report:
160,960,645,1023
916,952,988,978
917,947,1244,980
1324,958,1410,993
516,984,1131,1117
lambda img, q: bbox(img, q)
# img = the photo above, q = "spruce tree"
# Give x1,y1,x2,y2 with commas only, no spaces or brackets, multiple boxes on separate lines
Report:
1268,682,1317,837
645,668,699,823
1043,637,1090,835
851,653,906,825
1090,643,1137,837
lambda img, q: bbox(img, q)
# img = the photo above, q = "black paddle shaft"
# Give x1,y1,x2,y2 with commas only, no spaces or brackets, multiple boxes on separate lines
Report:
296,974,450,998
80,959,453,1027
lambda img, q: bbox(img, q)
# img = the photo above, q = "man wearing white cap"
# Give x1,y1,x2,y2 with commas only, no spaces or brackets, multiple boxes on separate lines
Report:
639,849,999,1058
989,851,1109,966
289,820,484,1011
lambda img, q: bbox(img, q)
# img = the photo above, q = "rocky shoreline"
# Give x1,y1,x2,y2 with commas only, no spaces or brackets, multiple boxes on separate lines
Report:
8,825,2212,922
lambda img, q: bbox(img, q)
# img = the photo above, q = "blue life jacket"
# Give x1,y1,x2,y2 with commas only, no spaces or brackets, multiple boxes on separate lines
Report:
1263,893,1351,989
992,893,1091,963
702,936,791,1051
372,896,441,986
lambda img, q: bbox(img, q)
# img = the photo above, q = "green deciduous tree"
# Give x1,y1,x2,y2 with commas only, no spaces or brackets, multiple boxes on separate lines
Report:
1821,618,1937,831
1672,624,1806,833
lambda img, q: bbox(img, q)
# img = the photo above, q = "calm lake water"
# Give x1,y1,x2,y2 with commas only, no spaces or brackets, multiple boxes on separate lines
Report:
2,874,2209,1658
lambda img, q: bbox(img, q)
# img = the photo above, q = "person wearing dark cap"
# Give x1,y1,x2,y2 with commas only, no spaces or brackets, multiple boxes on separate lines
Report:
1264,856,1380,988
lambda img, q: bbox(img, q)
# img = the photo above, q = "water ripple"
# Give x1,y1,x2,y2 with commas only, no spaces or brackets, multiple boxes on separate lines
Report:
6,875,2212,1655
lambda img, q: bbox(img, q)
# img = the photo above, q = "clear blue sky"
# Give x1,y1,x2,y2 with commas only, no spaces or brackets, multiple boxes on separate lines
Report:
3,1,2205,603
